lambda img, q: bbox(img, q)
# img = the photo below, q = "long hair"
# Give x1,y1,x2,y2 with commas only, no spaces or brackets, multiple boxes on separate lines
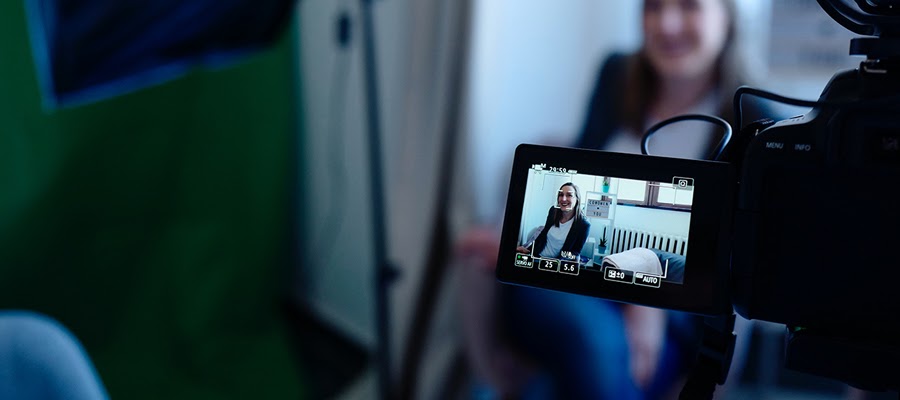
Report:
553,182,585,227
621,0,746,134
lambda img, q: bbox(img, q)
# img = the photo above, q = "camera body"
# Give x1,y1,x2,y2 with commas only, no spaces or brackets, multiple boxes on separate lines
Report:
732,67,900,331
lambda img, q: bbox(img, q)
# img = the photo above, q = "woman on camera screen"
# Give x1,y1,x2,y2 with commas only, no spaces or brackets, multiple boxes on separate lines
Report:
516,182,590,260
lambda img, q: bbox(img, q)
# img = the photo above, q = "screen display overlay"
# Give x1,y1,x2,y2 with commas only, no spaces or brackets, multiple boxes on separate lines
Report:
515,163,693,288
497,144,735,315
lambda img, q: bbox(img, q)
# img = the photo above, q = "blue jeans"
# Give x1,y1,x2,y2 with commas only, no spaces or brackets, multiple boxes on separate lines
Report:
0,311,108,400
500,285,701,399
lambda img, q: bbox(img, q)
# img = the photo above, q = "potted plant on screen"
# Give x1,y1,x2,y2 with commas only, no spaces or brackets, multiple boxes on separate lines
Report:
597,227,608,254
602,176,611,193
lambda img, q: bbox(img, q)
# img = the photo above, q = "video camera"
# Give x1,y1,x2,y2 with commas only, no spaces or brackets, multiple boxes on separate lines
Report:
496,0,900,394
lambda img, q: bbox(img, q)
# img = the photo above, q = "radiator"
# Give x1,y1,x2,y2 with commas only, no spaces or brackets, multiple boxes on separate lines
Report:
610,226,688,256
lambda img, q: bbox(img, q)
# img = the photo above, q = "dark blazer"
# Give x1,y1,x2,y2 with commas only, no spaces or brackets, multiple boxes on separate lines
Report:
574,53,781,155
575,53,629,151
531,206,591,259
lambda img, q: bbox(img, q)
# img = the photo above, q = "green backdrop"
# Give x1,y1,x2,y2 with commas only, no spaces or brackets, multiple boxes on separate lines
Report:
0,2,306,399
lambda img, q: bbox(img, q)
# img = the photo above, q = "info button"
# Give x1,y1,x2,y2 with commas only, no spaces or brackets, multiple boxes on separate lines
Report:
634,273,661,288
788,141,818,159
790,143,814,153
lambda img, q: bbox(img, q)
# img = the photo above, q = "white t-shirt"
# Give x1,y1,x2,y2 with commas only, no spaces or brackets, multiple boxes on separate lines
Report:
540,217,573,258
604,92,719,158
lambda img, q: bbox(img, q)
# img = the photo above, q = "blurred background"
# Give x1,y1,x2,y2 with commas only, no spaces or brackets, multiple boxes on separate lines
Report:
0,0,894,399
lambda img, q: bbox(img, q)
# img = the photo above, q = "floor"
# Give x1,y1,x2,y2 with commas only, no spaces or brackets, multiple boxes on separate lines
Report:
327,320,900,400
331,372,897,400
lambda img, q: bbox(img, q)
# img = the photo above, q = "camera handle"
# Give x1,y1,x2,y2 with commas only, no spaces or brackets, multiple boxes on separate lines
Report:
678,313,737,400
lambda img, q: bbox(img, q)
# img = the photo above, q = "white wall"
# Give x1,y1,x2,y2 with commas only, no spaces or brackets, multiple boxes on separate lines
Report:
615,206,691,238
466,1,642,224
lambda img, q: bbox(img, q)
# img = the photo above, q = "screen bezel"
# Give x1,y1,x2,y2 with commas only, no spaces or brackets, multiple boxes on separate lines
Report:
496,143,735,315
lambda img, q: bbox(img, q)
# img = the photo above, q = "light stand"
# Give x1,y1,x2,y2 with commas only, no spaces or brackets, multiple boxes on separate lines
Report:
358,1,398,399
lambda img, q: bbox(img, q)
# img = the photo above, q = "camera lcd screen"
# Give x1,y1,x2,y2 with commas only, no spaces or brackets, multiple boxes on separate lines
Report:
497,144,735,315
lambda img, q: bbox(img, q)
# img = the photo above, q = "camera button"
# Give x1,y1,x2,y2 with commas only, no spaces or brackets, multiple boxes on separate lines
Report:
763,140,785,151
758,140,788,159
790,143,814,153
787,141,820,160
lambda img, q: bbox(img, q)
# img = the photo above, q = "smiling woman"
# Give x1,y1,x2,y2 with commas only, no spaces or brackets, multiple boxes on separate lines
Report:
642,0,730,83
499,0,763,398
516,182,591,261
580,0,762,159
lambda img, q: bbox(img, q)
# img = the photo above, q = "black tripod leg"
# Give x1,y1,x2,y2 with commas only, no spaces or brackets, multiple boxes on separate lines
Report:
679,313,737,400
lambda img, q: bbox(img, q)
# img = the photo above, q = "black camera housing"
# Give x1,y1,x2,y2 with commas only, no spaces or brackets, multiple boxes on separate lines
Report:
731,67,900,332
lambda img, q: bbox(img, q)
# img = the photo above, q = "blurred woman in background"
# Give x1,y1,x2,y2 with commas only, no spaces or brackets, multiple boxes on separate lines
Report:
458,0,771,398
